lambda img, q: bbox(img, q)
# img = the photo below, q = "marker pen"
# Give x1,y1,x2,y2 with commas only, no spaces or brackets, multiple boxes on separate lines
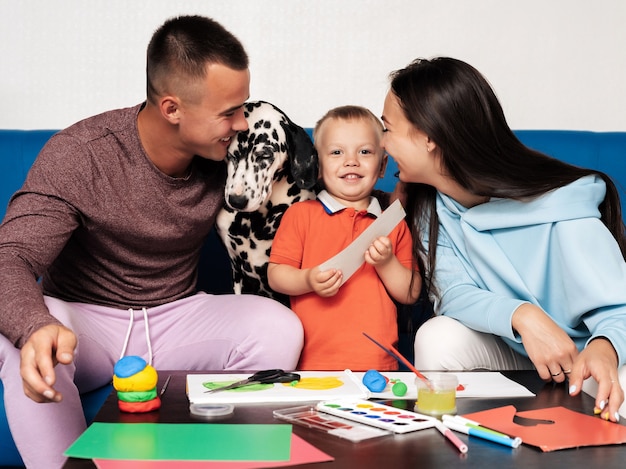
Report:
434,421,468,454
444,415,512,439
443,420,522,448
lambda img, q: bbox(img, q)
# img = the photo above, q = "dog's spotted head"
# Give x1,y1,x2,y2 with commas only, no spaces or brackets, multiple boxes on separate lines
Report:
224,101,318,212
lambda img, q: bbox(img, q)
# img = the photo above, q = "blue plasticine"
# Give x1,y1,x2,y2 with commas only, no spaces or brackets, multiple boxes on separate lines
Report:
113,355,147,378
362,369,387,393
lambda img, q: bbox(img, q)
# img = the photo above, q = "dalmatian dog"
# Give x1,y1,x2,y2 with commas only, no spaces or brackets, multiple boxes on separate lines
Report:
216,101,319,305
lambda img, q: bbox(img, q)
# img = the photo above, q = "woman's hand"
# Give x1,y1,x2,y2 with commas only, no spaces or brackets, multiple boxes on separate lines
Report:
568,337,623,422
512,303,578,383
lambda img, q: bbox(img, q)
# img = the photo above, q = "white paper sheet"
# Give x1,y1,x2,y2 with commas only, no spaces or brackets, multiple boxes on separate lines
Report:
187,370,370,405
318,199,406,285
353,371,535,399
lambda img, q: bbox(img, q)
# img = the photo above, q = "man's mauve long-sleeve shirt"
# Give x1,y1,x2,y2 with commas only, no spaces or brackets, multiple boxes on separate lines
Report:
0,104,226,347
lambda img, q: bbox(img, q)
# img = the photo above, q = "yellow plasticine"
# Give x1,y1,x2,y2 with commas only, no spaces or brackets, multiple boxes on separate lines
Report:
113,365,158,392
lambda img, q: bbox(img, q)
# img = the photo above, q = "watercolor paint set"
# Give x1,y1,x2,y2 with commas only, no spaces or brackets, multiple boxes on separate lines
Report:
273,405,391,442
316,399,437,434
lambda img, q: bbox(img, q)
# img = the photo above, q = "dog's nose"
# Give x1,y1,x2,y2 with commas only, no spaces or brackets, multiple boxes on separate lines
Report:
228,194,249,210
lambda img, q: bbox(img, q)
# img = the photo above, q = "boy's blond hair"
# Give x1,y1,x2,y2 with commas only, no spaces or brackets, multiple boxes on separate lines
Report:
313,105,384,152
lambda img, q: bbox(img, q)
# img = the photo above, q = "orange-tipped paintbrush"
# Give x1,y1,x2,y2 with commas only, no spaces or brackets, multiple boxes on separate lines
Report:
363,332,431,387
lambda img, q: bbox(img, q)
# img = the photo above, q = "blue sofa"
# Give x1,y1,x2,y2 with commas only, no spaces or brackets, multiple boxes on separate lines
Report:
1,128,625,466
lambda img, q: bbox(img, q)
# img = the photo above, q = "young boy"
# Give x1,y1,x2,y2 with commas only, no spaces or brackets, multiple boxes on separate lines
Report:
268,105,421,370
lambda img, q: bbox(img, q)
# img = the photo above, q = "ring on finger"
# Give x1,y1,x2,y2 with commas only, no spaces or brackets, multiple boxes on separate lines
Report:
551,371,563,377
563,369,572,374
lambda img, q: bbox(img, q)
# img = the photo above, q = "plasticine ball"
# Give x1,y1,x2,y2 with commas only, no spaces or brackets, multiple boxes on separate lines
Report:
391,380,408,397
113,364,158,392
114,356,147,378
362,369,388,393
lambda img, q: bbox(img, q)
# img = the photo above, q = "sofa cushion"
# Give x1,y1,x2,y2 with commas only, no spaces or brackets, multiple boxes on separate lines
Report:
0,129,57,218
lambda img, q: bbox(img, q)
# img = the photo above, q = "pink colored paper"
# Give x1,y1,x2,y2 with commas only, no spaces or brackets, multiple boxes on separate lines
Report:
92,433,333,468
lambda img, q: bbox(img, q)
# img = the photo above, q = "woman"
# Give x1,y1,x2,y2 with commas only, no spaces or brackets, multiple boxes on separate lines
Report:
381,57,626,422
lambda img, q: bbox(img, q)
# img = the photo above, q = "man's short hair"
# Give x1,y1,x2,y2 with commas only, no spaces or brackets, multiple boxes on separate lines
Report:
146,15,248,104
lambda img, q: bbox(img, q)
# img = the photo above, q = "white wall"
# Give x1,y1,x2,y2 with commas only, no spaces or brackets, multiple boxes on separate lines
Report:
2,0,625,131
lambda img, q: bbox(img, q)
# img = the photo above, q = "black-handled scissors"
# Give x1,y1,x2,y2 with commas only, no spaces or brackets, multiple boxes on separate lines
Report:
204,369,301,393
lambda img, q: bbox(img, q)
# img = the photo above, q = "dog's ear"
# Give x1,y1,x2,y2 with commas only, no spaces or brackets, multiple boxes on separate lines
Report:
280,119,319,190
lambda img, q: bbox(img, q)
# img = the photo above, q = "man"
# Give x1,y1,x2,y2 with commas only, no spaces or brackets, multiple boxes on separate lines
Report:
0,15,303,468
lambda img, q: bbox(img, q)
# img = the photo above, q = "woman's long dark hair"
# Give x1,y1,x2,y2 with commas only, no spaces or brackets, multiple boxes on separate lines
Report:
389,57,626,297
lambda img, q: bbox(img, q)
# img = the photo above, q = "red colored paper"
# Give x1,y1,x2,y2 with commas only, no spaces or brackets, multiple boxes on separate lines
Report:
92,433,333,468
463,405,626,452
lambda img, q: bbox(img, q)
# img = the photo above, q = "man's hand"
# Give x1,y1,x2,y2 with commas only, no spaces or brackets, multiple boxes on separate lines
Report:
19,324,77,403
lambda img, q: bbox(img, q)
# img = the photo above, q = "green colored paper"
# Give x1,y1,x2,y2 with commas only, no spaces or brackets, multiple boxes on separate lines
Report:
64,423,292,461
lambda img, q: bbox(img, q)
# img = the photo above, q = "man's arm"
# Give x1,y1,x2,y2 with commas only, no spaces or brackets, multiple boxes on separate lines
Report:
0,134,83,402
0,192,79,402
0,133,83,346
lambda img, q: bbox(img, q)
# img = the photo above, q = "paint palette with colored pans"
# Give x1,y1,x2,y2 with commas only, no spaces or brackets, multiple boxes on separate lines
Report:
273,405,391,442
316,399,437,434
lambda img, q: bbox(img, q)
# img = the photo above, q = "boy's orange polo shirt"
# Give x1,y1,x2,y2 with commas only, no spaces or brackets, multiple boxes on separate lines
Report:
269,191,415,371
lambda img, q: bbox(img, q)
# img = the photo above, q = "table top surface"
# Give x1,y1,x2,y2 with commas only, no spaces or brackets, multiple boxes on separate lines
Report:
64,370,626,469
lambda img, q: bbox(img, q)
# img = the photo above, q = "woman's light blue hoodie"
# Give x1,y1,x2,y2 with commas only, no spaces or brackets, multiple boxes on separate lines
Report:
430,175,626,365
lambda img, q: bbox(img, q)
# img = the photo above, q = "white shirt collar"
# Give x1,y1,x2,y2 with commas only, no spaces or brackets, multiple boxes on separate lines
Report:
317,189,383,217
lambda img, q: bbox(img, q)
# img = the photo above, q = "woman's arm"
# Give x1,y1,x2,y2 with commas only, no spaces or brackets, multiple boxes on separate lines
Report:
430,229,527,339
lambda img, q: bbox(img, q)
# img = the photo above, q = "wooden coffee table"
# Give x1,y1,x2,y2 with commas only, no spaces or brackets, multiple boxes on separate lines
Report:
63,370,626,468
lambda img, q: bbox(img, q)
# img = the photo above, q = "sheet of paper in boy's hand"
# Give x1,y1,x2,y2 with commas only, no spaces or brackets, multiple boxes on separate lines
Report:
318,199,406,286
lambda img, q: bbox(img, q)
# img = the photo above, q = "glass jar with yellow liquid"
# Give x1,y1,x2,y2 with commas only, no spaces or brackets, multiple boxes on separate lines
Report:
415,373,458,417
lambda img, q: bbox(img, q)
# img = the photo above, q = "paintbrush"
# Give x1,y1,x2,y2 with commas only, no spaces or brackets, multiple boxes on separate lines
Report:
362,332,432,387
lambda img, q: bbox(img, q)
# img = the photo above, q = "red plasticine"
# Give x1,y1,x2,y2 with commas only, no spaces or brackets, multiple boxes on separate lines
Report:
118,397,161,413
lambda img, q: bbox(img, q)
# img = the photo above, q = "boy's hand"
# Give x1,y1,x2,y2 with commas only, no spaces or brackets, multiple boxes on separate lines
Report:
364,236,393,266
308,267,343,297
